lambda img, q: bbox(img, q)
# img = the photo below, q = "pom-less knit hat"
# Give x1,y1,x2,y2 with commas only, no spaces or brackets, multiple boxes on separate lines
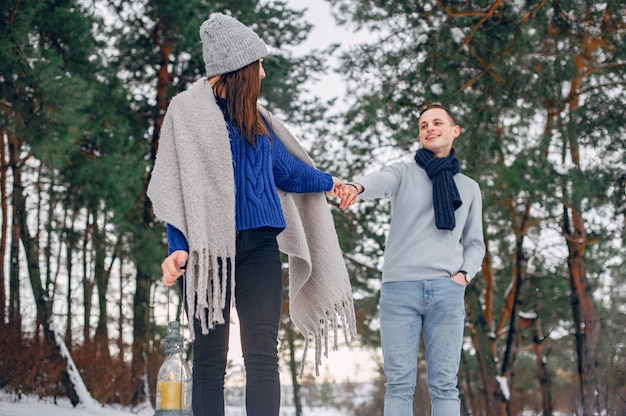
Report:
200,13,268,77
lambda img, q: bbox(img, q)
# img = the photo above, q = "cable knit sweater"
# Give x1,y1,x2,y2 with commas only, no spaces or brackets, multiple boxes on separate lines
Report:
166,105,334,251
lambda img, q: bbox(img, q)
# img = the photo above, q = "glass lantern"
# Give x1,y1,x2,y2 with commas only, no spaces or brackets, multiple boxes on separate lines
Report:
155,321,192,415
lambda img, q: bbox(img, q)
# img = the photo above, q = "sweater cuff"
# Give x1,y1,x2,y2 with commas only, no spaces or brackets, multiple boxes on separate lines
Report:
323,172,334,192
167,223,189,255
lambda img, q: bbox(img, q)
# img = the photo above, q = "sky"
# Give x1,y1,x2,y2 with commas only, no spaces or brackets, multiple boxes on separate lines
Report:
284,0,369,106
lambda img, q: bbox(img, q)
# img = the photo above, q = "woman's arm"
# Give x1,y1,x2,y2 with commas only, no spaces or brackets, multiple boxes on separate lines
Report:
272,136,334,193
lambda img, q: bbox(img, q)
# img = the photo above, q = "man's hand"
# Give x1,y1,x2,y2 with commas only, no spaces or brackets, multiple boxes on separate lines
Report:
339,182,361,210
161,250,189,286
450,272,468,286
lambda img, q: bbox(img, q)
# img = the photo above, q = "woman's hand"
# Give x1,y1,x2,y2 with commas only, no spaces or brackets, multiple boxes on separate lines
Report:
326,176,345,198
161,250,189,286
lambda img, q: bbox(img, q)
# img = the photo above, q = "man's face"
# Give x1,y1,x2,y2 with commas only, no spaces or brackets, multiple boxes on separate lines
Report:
418,108,461,157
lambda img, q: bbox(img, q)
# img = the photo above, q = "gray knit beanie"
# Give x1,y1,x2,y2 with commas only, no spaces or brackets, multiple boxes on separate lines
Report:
200,13,268,77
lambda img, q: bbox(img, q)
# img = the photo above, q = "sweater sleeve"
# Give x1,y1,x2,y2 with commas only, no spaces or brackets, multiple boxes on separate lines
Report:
356,163,404,201
459,183,485,280
271,130,333,193
167,223,189,255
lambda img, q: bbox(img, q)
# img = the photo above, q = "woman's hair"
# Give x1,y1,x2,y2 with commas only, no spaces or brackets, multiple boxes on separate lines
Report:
212,60,269,145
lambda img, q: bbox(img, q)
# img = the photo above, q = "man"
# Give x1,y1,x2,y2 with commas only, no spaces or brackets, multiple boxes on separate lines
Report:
340,105,485,415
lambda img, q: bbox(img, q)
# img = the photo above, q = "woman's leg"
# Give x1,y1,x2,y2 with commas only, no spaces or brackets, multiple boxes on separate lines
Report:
190,294,231,414
179,261,231,416
235,227,283,416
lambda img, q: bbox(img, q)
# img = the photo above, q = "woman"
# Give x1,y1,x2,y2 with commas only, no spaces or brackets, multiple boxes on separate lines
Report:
147,13,356,416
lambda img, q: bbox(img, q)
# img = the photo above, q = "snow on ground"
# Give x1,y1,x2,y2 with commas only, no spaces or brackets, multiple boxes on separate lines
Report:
0,390,351,416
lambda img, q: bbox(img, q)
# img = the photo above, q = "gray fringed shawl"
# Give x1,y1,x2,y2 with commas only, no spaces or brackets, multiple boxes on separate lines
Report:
147,77,357,375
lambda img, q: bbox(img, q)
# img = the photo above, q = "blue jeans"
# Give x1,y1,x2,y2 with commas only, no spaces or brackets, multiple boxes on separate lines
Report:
380,278,466,416
182,227,283,416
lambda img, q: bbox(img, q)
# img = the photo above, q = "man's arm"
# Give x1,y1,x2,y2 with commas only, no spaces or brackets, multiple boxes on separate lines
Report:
340,164,404,209
460,185,486,283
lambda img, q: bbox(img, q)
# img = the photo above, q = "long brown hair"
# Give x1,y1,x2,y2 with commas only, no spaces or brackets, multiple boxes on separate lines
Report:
212,60,269,145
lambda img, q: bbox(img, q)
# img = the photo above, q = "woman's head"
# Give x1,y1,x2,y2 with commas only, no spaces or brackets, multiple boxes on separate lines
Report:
200,13,269,144
200,13,267,78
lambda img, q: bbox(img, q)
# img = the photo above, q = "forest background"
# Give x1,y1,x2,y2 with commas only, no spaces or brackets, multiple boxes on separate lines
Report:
0,0,625,415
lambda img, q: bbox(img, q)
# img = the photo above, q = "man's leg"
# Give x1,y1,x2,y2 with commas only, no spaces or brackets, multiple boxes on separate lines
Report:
380,280,423,416
423,278,466,416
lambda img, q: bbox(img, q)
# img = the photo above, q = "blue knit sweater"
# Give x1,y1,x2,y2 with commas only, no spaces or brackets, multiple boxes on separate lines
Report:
167,105,332,254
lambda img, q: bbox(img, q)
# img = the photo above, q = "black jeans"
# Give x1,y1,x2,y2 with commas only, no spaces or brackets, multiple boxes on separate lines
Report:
183,227,283,416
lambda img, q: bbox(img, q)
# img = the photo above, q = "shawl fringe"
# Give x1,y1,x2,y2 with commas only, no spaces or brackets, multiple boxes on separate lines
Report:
299,292,358,378
187,250,236,336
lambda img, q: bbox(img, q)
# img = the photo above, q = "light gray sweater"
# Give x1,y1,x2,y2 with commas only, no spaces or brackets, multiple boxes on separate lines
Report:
356,161,485,283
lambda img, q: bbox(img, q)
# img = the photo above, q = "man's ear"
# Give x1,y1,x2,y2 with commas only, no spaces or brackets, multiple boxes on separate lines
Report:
452,125,461,139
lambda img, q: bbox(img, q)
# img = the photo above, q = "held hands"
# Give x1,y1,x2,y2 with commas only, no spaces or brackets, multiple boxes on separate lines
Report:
327,177,361,210
161,250,189,286
340,182,361,210
326,176,345,198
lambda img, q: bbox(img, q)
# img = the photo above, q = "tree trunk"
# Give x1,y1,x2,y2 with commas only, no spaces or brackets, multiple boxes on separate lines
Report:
131,263,152,405
482,243,496,358
93,211,114,365
564,206,600,415
7,129,22,332
82,212,95,344
0,128,8,325
466,282,501,416
64,212,75,346
525,316,553,415
117,259,125,358
499,239,526,416
64,211,79,347
494,198,533,415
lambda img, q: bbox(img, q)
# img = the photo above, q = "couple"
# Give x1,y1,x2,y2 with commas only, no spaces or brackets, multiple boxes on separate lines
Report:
147,13,485,416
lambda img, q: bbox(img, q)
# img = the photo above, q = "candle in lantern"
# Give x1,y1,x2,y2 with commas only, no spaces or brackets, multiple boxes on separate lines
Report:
158,380,183,409
154,322,192,414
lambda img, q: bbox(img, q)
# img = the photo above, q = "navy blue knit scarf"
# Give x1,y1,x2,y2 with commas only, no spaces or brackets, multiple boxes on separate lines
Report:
414,148,462,230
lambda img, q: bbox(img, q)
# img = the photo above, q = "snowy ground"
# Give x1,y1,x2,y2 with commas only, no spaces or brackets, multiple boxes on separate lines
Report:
0,395,346,416
0,386,368,416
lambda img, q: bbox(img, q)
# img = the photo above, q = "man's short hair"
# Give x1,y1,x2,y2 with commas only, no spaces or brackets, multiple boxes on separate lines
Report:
419,104,457,125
